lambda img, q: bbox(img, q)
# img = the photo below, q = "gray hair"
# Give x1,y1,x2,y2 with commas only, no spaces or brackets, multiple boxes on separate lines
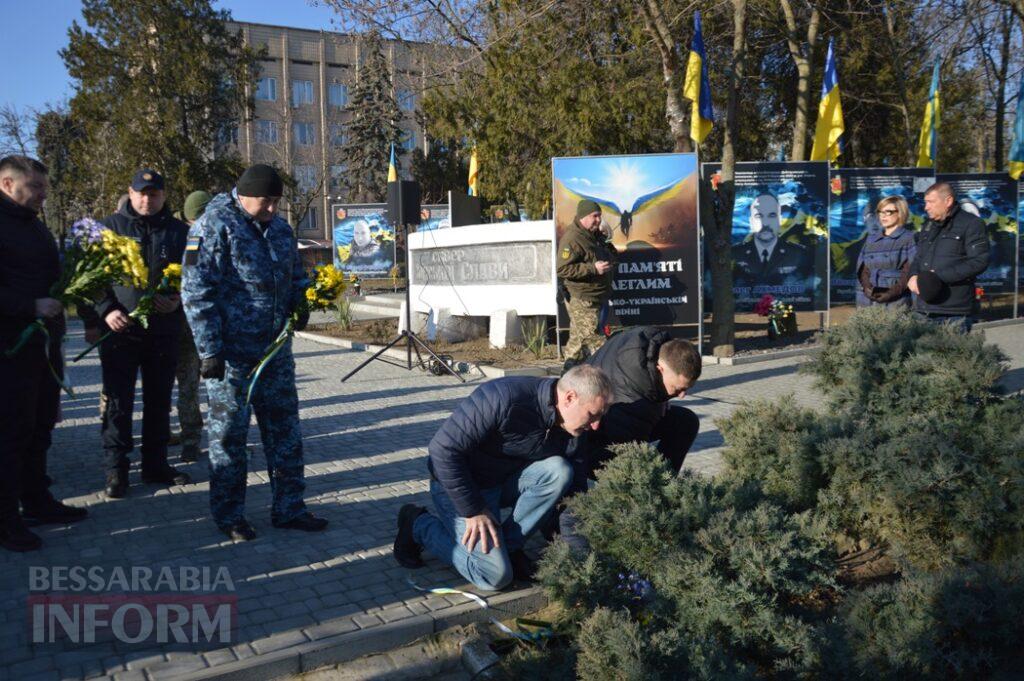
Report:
557,364,613,402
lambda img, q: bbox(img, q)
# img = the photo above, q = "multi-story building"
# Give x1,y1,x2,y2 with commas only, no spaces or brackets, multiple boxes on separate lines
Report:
224,21,447,243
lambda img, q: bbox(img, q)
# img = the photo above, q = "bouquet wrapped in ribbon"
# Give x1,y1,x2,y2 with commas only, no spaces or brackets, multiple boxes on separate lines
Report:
246,264,346,405
73,262,180,362
4,218,149,394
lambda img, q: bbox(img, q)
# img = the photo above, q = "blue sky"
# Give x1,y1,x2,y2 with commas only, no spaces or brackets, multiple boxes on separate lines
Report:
1,0,341,113
553,154,697,214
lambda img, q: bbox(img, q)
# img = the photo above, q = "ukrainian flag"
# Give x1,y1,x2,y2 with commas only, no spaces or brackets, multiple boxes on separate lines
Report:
916,62,941,168
810,39,844,163
683,11,714,145
1009,71,1023,180
388,143,398,182
468,148,479,196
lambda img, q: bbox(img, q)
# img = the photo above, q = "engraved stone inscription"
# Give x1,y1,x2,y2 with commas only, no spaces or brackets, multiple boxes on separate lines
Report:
411,242,552,286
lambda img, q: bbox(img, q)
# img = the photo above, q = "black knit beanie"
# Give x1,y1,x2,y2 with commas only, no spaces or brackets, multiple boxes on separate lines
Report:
237,164,284,197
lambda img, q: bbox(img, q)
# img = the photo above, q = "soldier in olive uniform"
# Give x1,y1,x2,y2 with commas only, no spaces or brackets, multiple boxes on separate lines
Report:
557,200,618,365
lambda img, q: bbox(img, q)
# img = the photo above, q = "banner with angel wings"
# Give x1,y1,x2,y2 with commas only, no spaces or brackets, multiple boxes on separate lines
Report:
552,153,701,327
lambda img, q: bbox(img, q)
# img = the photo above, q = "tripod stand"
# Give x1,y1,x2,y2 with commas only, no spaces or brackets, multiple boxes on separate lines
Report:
342,180,464,383
340,275,464,382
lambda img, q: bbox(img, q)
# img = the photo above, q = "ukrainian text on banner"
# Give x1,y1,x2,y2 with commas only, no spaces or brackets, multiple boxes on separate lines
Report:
415,205,452,232
936,173,1019,298
703,162,830,312
331,203,397,277
828,168,934,305
552,153,701,326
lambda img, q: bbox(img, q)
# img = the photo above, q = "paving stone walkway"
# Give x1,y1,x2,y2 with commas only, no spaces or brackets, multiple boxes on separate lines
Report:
1,321,1022,680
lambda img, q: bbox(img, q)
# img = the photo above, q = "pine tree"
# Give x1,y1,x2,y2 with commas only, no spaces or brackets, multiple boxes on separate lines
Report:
341,30,401,203
60,0,258,210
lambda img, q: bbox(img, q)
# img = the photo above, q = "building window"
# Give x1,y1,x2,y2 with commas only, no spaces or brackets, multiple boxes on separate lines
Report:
217,125,239,146
397,89,416,112
255,77,277,101
255,120,278,144
330,164,347,191
296,206,318,232
400,129,416,152
328,83,348,108
291,79,314,107
293,122,315,146
294,165,318,192
329,124,347,148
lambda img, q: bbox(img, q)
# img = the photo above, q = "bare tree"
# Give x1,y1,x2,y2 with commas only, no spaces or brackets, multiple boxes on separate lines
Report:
777,0,821,160
0,104,35,157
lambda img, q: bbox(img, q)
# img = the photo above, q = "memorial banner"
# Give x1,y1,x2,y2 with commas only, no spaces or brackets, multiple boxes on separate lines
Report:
552,153,701,326
936,173,1019,297
704,162,830,312
828,168,933,304
331,203,397,277
415,205,452,232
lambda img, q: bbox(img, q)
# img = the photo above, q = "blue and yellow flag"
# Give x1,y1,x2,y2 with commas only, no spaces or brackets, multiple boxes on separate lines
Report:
916,62,941,168
1009,71,1023,180
468,148,479,196
810,39,844,163
387,143,398,182
683,11,714,145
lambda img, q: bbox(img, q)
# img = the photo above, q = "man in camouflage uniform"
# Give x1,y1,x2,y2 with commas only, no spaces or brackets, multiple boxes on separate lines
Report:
181,165,327,541
557,199,617,366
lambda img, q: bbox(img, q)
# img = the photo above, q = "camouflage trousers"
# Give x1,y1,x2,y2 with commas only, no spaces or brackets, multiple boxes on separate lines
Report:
204,346,306,527
564,297,605,361
175,323,203,448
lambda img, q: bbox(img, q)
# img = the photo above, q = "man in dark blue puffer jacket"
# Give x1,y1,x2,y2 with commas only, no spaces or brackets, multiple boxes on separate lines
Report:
393,365,612,591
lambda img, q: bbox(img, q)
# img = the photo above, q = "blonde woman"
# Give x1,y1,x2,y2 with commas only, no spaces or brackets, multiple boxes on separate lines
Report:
856,195,916,308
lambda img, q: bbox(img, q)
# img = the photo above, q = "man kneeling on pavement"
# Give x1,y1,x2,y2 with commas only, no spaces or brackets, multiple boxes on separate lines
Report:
558,326,702,549
393,365,612,591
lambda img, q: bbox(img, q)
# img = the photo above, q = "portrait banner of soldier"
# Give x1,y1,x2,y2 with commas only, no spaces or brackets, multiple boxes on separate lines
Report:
704,161,830,312
828,168,933,305
1019,186,1023,313
413,205,451,232
935,173,1019,304
331,203,397,277
552,153,701,327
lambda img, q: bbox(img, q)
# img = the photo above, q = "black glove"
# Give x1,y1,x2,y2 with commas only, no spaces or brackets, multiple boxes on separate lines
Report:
294,308,310,332
200,356,225,380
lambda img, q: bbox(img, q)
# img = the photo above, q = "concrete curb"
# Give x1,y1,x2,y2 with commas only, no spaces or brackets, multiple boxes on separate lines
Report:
174,587,546,681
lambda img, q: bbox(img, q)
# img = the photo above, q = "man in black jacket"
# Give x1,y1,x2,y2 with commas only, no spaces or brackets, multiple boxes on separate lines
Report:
584,326,702,473
91,169,191,498
908,182,990,333
0,156,88,552
392,365,612,590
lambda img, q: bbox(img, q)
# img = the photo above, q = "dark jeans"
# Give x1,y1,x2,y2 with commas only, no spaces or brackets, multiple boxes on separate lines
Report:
100,331,178,474
914,311,974,333
0,340,60,521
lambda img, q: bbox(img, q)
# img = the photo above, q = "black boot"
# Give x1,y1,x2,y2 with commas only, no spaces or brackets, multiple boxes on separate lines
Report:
141,465,191,486
105,469,128,499
218,519,256,541
0,516,42,552
22,497,89,526
393,504,426,568
272,512,328,532
180,445,201,463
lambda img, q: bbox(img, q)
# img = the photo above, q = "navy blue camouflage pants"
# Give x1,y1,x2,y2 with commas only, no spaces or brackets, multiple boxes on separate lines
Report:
204,348,306,527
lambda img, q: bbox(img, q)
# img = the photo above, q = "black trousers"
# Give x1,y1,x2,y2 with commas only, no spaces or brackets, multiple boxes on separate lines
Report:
99,331,178,474
0,340,60,521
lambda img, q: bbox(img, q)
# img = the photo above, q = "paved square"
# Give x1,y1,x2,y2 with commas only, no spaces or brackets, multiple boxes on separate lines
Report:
1,321,1020,680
